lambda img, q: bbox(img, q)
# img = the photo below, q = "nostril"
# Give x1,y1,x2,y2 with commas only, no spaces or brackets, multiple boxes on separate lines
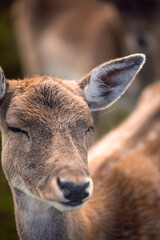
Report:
57,178,66,190
80,181,90,191
57,178,89,191
57,178,90,201
81,190,89,199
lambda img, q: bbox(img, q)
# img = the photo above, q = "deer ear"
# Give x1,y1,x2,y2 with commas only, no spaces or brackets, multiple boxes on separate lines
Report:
78,54,146,111
0,67,6,99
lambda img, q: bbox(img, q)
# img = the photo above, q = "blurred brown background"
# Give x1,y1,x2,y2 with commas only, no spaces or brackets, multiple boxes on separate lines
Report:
0,0,160,239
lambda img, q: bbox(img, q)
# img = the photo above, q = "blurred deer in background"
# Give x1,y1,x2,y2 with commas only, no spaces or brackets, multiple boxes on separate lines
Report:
88,79,160,239
11,0,160,89
0,54,147,240
100,0,160,89
11,0,126,79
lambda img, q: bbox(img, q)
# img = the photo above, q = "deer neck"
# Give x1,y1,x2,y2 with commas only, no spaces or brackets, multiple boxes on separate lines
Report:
13,188,71,240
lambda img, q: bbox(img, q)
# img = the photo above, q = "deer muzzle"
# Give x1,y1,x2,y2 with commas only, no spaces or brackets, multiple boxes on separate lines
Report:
37,165,93,211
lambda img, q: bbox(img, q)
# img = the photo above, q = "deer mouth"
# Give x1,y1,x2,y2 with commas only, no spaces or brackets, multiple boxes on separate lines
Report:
48,199,86,212
61,200,83,207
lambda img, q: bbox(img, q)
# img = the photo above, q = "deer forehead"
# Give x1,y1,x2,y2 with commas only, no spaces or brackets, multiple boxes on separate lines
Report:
6,76,92,129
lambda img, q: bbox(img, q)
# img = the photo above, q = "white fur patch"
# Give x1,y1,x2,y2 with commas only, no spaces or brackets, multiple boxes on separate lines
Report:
147,131,158,141
0,68,6,99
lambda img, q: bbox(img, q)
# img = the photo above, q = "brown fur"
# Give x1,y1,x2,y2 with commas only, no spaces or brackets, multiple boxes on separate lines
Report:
3,55,160,240
1,77,160,239
84,81,160,239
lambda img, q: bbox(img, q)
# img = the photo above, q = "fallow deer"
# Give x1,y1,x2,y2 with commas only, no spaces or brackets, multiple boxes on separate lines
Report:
11,0,126,79
102,0,160,86
88,79,160,239
0,54,146,240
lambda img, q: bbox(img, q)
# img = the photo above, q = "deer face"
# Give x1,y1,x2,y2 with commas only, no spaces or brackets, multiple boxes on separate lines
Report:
1,77,94,211
0,54,145,211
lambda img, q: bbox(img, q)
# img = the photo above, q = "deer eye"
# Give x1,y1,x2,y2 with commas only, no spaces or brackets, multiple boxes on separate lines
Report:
85,126,94,134
8,126,29,138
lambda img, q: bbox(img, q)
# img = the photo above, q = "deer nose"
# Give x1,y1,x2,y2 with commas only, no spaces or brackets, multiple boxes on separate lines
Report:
57,178,90,201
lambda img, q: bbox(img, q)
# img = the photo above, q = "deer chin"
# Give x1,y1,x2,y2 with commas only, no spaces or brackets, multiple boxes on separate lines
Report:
12,177,86,212
48,200,86,212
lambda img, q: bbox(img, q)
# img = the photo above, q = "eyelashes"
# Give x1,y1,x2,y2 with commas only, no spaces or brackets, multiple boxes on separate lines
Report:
8,126,29,138
7,125,94,140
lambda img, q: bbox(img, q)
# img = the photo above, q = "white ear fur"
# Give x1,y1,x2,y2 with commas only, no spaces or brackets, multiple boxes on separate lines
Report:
0,67,6,99
81,54,145,111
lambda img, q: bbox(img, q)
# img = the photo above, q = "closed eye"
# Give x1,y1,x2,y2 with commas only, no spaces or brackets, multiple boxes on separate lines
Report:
85,126,94,134
8,126,29,138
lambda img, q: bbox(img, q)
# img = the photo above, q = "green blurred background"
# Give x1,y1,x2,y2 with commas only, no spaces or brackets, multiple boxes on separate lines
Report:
0,7,21,240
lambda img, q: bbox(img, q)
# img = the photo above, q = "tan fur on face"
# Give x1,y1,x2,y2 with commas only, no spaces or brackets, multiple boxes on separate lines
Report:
1,72,160,238
1,76,93,206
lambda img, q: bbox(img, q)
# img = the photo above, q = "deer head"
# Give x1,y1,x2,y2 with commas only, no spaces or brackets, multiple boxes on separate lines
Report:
0,54,145,212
